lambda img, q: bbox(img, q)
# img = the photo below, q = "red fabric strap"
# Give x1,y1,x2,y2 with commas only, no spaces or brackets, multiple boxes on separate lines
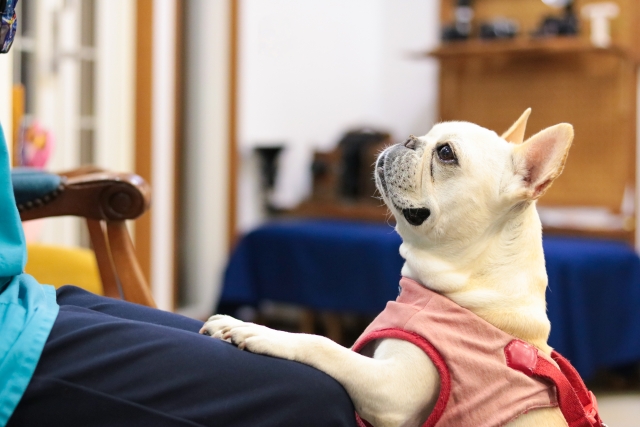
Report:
549,351,603,427
352,328,451,427
551,351,593,408
532,356,595,427
506,340,603,427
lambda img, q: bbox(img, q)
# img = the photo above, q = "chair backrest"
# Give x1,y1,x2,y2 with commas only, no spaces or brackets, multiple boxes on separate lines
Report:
14,166,156,308
25,243,103,295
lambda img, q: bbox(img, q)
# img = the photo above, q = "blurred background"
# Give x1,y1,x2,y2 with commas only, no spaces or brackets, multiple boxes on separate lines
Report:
1,0,639,423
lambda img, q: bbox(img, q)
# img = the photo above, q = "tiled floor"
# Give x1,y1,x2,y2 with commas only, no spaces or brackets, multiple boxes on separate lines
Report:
595,393,640,427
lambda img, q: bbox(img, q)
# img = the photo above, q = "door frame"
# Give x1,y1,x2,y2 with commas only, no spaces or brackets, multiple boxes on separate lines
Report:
134,0,239,312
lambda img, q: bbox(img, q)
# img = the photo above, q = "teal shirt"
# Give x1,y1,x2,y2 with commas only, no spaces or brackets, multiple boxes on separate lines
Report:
0,125,59,427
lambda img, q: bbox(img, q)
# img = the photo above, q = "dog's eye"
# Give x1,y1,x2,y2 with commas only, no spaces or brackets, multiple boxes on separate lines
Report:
437,144,457,163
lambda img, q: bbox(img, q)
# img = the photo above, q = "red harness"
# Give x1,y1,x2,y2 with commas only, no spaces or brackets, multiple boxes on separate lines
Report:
352,278,606,427
505,340,605,427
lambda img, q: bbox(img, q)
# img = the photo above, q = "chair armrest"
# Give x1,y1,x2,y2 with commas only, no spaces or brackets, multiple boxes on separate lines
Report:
14,167,151,222
58,165,107,178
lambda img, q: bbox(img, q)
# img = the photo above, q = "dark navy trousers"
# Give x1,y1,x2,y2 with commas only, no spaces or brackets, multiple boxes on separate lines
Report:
8,286,356,427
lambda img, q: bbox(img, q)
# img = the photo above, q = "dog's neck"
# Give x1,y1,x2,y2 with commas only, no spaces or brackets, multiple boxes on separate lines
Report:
400,203,553,354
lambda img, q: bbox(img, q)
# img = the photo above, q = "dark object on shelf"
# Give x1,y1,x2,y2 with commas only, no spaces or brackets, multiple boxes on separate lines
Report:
288,129,392,222
442,25,471,41
310,128,391,203
254,146,284,215
255,146,283,190
337,129,390,200
533,1,579,37
442,0,474,41
479,18,519,40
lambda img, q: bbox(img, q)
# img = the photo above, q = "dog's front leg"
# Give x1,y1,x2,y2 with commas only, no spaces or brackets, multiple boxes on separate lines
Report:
201,315,440,427
200,314,307,360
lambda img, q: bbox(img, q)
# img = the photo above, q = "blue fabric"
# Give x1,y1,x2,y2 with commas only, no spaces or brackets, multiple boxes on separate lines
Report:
9,286,356,427
220,219,640,380
544,237,640,378
11,167,62,206
0,129,25,280
222,220,403,313
0,125,59,427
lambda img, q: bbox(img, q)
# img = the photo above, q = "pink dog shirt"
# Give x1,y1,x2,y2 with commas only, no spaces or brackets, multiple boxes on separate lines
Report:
351,277,604,427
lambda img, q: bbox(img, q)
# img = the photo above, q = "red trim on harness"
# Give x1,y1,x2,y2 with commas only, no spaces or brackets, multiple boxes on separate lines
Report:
505,339,538,375
351,328,451,427
505,340,604,427
551,351,603,427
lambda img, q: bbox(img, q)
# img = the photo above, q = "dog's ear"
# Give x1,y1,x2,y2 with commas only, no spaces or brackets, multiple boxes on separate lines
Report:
513,123,574,200
502,108,531,144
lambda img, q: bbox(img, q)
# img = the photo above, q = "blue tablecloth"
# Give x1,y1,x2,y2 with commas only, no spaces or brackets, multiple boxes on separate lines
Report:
220,219,640,379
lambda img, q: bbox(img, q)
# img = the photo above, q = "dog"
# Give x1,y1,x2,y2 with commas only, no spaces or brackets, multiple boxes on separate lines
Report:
201,110,601,427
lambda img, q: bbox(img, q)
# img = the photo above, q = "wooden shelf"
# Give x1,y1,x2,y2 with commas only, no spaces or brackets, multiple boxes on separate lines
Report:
286,201,390,223
543,226,634,245
426,37,635,62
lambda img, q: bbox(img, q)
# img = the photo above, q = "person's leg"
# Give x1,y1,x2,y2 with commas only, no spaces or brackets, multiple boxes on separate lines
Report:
9,303,356,427
55,285,201,332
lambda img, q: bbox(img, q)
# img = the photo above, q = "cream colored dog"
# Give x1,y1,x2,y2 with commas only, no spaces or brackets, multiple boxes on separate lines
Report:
201,110,574,427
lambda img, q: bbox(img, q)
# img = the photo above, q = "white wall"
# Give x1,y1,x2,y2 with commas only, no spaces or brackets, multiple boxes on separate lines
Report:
178,0,231,318
238,0,441,231
95,0,135,173
149,0,178,311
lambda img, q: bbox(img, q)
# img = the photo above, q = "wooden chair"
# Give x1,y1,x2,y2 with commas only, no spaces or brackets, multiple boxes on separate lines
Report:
14,166,156,308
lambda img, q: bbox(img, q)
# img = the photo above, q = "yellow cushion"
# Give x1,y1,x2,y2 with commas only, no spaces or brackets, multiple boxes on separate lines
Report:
25,243,103,295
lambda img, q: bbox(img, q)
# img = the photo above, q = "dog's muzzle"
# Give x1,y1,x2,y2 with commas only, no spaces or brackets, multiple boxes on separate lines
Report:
402,208,431,226
377,147,431,226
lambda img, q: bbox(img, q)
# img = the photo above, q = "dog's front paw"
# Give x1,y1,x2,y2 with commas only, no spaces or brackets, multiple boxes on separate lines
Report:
200,315,301,360
199,314,246,339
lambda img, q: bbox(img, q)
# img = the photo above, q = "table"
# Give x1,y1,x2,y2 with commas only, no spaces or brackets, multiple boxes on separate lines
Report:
220,219,640,379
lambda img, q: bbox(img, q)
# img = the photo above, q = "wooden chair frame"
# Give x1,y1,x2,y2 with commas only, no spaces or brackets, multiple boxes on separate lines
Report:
18,167,156,308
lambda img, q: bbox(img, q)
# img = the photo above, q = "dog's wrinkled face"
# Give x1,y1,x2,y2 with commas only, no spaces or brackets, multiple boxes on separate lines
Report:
377,115,573,253
376,113,573,347
377,122,514,246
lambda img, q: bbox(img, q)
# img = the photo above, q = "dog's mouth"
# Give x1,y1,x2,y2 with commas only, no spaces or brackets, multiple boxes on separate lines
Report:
401,208,431,226
378,150,431,226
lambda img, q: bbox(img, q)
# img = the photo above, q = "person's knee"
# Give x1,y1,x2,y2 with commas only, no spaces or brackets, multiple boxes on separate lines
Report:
287,365,356,426
56,285,96,305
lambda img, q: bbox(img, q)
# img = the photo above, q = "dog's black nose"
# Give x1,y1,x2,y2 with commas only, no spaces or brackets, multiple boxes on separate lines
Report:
402,208,431,226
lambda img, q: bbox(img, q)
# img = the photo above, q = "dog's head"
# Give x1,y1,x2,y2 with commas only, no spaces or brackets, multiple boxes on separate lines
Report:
376,109,573,263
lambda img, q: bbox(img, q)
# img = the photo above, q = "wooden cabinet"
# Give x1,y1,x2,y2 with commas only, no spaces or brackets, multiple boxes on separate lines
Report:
431,0,639,241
